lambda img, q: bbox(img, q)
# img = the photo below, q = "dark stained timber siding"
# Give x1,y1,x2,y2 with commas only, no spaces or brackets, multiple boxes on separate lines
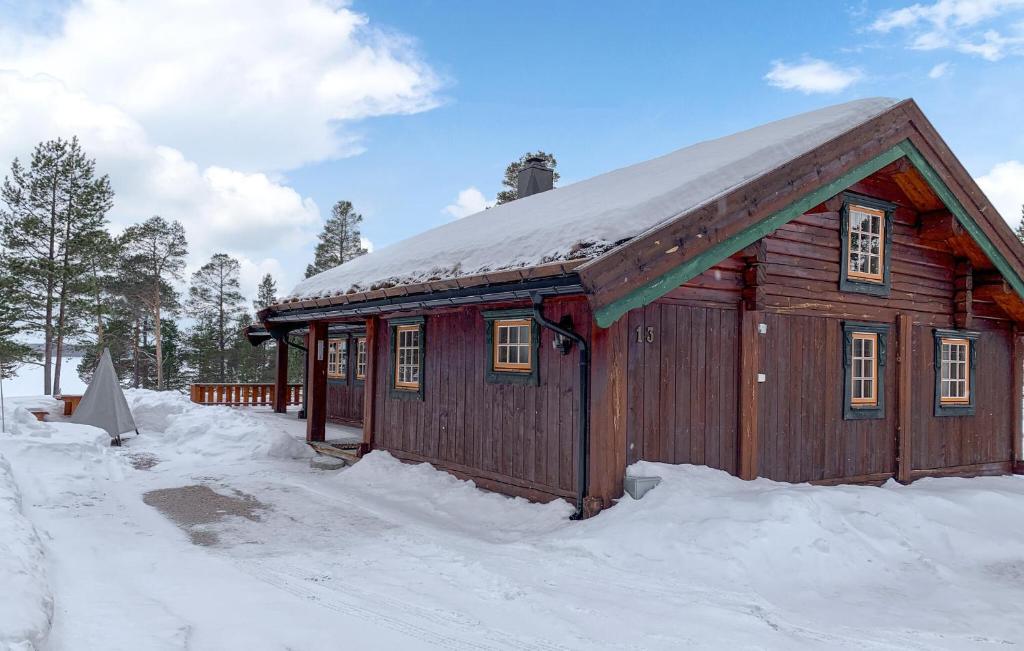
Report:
371,297,589,500
327,380,363,425
911,322,1013,471
625,301,740,474
757,313,897,481
621,168,1017,485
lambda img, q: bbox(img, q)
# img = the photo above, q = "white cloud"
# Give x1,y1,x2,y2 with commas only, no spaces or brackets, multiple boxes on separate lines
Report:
929,61,952,77
0,72,319,291
871,0,1024,60
442,187,492,220
977,160,1024,226
764,59,864,94
0,1,442,300
0,0,442,172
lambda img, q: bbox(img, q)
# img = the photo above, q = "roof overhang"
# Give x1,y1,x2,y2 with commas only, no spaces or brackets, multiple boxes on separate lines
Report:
580,100,1024,328
260,274,584,326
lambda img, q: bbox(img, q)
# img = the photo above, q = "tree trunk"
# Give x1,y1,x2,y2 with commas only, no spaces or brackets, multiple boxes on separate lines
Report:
53,212,74,396
42,176,59,395
154,284,163,391
132,317,141,389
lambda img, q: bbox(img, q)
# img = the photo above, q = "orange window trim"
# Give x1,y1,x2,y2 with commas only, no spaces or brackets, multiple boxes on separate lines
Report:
355,337,367,380
327,339,344,379
847,204,886,283
850,332,878,406
939,337,971,404
493,318,532,372
394,325,420,389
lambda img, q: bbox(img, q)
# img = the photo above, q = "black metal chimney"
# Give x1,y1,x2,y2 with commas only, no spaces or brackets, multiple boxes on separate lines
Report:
517,156,554,199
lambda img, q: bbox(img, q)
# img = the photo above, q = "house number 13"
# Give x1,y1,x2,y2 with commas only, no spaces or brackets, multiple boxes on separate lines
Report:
635,326,655,343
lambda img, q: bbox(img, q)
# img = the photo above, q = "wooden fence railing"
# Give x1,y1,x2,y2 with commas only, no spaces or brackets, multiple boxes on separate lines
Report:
189,383,303,407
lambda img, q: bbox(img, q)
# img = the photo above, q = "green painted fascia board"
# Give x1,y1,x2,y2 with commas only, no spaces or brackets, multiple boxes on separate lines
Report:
593,146,904,328
896,141,1024,299
593,140,1024,328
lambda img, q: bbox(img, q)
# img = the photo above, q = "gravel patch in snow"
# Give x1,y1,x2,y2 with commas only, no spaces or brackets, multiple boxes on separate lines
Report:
143,484,267,546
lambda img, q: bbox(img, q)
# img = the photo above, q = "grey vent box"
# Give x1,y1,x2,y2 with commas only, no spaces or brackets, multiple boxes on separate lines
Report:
624,475,661,500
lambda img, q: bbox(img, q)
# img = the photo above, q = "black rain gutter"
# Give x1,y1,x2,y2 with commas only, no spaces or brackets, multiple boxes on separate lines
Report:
264,276,583,324
530,291,590,520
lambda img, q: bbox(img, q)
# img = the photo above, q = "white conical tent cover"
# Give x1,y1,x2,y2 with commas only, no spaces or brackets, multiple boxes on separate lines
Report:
71,348,136,440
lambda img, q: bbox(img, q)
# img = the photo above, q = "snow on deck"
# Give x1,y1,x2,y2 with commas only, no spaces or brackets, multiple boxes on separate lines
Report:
3,389,1024,649
289,97,898,301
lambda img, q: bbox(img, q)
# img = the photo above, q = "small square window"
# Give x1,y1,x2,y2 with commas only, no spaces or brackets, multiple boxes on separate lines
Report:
355,336,367,380
934,329,976,416
483,309,539,385
839,194,894,297
394,325,420,390
843,322,888,420
847,206,885,283
494,319,532,372
388,318,425,400
327,338,347,380
850,333,878,407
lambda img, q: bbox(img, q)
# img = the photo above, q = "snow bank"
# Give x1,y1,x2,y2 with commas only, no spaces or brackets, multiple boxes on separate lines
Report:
564,462,1024,633
127,390,313,461
338,451,572,538
0,452,53,650
290,98,897,300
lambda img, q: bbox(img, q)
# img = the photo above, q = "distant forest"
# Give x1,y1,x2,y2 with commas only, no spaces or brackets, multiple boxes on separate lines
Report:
0,137,367,394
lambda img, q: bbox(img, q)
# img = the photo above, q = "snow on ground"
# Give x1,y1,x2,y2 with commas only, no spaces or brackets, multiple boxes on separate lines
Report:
2,358,86,398
2,389,1024,649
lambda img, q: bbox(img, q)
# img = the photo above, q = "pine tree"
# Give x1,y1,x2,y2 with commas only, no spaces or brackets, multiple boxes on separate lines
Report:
0,136,114,394
250,273,279,382
305,200,368,277
1016,204,1024,244
119,216,188,390
187,253,245,382
495,151,559,205
0,264,33,380
253,273,277,313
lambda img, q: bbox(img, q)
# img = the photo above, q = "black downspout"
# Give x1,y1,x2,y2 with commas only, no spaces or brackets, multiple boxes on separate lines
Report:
531,292,590,520
281,336,308,419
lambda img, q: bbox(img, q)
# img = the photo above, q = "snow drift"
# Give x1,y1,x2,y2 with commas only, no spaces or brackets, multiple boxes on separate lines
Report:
0,452,53,650
126,390,313,461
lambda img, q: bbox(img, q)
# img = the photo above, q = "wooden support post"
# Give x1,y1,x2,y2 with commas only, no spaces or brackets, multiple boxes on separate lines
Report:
953,261,972,329
306,321,328,443
273,337,289,413
1013,327,1024,474
738,308,762,480
587,317,628,508
360,316,379,456
741,240,767,311
896,314,913,483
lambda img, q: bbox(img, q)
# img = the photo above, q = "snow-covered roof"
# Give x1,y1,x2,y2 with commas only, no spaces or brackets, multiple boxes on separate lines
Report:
288,97,899,302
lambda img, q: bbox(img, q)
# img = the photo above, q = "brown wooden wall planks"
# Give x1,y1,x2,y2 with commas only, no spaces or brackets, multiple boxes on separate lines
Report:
370,297,590,500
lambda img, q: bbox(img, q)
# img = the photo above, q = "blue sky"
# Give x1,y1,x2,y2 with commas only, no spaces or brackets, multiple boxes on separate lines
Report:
1,0,1023,300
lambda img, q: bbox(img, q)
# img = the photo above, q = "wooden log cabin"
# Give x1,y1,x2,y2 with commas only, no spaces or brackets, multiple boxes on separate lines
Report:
254,98,1024,518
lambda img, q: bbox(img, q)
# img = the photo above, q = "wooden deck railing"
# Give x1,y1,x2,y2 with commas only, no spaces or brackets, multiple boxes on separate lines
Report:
189,383,303,407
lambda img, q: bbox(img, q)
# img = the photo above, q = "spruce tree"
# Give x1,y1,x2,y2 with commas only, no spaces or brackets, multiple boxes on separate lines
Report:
1017,204,1024,244
253,273,278,313
495,151,559,205
0,136,114,394
305,200,368,278
119,216,188,390
187,253,245,383
250,273,278,381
